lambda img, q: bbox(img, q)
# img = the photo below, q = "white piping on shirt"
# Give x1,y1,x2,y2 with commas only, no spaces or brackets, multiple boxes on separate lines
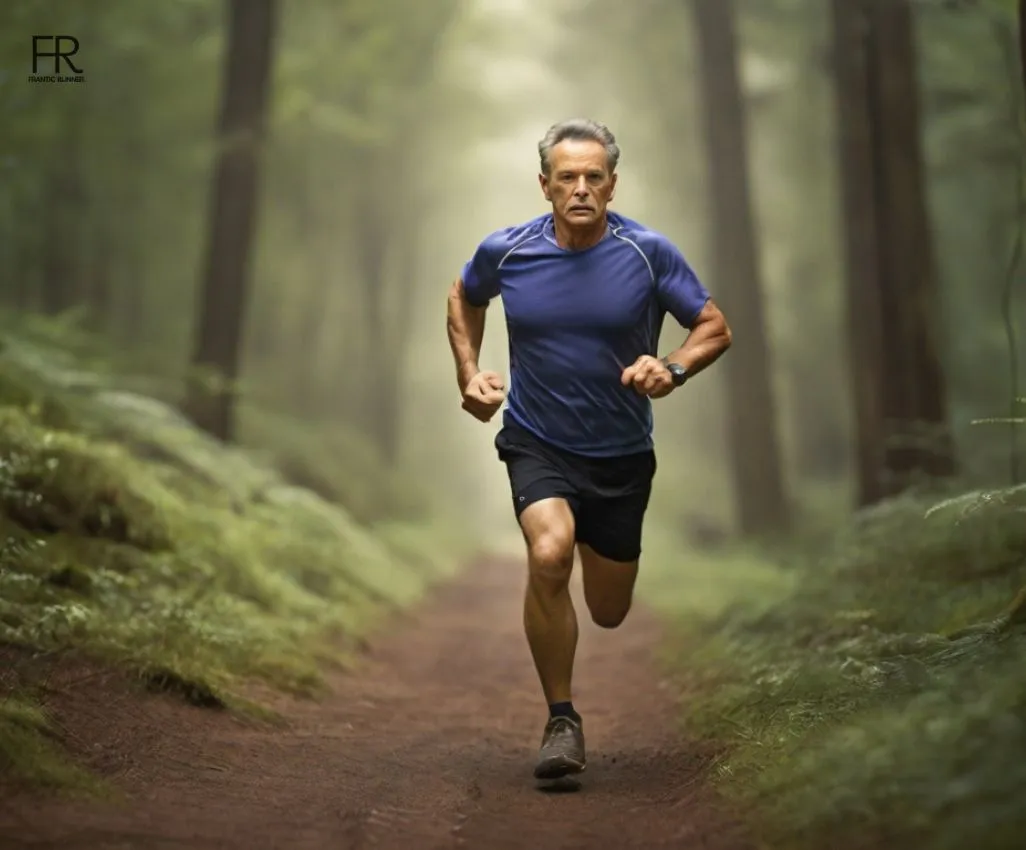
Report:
497,233,542,269
610,224,655,283
502,222,656,286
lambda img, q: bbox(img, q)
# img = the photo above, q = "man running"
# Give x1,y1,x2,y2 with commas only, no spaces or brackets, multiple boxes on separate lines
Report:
445,118,732,780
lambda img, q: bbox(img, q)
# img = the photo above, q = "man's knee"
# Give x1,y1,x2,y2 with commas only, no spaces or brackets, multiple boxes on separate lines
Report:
586,597,631,629
528,529,574,586
520,498,576,593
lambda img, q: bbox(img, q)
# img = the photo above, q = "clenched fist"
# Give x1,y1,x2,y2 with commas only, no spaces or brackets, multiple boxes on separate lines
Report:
461,370,506,422
620,355,674,399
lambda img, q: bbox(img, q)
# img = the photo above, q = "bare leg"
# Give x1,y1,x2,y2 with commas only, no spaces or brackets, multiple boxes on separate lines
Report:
578,542,639,629
518,497,587,779
518,497,577,705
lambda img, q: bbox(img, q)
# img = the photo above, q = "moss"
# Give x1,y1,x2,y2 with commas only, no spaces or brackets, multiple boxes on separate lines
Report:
643,485,1026,849
0,402,447,703
0,416,172,549
0,362,76,432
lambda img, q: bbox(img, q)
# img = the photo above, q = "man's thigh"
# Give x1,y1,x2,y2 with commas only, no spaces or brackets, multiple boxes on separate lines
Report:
575,487,651,565
574,488,651,621
495,422,580,526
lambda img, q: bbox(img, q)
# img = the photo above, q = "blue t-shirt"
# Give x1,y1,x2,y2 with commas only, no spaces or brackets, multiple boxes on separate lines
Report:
461,211,710,458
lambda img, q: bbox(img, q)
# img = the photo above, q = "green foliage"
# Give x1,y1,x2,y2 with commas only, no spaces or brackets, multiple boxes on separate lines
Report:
0,694,98,793
767,650,1026,850
0,395,454,701
645,485,1026,848
0,314,429,520
0,339,465,788
236,404,427,523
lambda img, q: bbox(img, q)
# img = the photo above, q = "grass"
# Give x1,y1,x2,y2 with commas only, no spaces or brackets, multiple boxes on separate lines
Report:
0,693,98,793
0,329,468,790
639,483,1026,850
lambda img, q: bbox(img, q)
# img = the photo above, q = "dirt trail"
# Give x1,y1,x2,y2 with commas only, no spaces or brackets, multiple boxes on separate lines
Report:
0,558,752,849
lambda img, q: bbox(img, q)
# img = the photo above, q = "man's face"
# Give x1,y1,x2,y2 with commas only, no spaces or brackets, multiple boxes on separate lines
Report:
539,139,617,227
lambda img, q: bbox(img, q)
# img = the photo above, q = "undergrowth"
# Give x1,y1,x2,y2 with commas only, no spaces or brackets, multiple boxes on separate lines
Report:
644,484,1026,850
0,693,97,793
0,331,466,790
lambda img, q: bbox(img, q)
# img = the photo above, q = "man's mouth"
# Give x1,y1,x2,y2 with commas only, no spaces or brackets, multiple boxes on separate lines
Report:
569,205,592,212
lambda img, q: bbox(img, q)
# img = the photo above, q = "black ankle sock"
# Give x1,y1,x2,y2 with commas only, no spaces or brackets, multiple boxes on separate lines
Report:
549,701,580,722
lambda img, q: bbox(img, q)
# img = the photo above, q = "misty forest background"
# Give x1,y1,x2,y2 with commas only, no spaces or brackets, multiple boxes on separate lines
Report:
2,0,1026,847
4,0,1021,542
4,0,1022,541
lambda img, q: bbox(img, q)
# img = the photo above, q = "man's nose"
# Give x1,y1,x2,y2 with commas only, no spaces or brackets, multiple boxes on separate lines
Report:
574,177,589,195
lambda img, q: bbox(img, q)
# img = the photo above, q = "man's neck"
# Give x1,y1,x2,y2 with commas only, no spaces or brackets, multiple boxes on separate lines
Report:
552,213,609,251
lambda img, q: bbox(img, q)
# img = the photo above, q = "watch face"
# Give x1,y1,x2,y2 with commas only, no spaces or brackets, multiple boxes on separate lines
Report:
669,364,687,385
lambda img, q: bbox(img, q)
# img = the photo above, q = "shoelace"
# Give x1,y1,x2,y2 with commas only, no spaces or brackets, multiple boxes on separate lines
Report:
547,716,578,735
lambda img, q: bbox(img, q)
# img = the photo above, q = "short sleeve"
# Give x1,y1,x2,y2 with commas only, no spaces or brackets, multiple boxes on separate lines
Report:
460,236,503,307
653,238,710,327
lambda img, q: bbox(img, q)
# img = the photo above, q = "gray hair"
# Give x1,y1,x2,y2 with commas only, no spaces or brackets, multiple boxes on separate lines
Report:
537,118,620,176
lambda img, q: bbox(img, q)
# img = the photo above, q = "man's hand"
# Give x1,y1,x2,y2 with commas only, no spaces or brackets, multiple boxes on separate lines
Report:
461,370,506,422
621,355,674,399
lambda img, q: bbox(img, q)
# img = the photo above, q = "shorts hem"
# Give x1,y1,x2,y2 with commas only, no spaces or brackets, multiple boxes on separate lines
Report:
575,537,643,564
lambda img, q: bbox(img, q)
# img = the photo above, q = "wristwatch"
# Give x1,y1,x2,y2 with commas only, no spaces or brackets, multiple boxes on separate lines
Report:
660,357,689,387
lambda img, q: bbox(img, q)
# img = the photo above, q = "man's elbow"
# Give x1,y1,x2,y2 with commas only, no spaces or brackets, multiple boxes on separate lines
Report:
695,300,732,351
447,278,463,307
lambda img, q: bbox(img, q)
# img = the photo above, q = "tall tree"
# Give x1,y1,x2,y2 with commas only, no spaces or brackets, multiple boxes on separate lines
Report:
691,0,792,535
39,103,87,318
831,0,888,505
1020,0,1026,100
254,0,461,465
183,0,278,441
831,0,956,505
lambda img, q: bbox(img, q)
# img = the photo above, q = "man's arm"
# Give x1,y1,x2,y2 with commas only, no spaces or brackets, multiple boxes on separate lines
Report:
446,277,487,392
663,299,732,379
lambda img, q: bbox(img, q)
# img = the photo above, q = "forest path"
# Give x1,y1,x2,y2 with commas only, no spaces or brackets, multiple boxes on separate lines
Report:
0,558,752,849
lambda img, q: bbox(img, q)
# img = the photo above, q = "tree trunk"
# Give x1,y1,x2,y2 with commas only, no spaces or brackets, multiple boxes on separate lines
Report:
1020,0,1026,94
831,0,956,505
84,219,112,331
377,232,418,465
38,97,88,317
831,0,889,506
783,20,850,483
288,160,333,416
4,192,35,311
39,168,83,316
183,0,278,441
786,258,850,480
114,130,147,347
869,0,955,488
118,235,145,347
691,0,791,536
349,152,422,467
353,189,395,458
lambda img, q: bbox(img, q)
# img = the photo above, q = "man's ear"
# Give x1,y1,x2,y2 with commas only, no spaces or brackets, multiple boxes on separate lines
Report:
538,172,551,201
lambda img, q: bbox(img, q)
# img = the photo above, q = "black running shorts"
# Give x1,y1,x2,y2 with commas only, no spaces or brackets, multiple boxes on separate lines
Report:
494,420,657,563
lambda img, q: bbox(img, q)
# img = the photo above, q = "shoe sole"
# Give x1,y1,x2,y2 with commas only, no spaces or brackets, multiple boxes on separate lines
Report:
533,755,586,780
